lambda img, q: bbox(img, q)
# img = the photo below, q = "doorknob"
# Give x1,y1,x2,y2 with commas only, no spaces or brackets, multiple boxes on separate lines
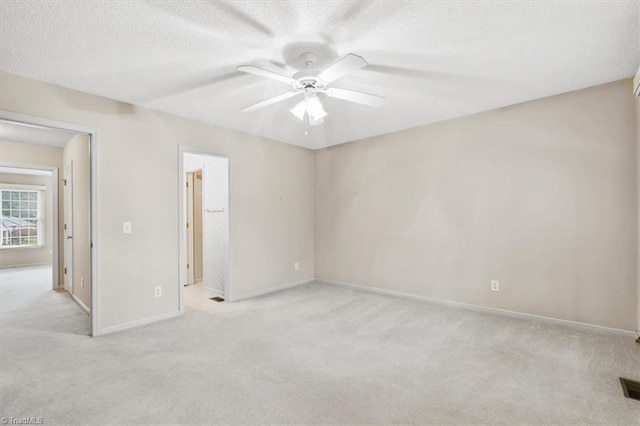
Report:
67,236,73,240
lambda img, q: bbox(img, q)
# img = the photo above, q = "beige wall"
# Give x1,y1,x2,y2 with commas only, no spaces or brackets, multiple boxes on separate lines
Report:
2,70,635,333
0,140,63,169
0,172,54,267
62,134,91,308
0,71,315,330
315,79,638,331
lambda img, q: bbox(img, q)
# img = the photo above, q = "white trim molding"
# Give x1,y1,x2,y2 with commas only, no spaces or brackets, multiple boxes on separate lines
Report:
0,262,51,268
71,294,90,315
95,311,180,336
230,278,314,302
0,183,47,191
315,278,636,338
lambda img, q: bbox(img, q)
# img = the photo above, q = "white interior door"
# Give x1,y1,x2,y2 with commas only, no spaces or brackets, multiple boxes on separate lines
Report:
63,162,73,294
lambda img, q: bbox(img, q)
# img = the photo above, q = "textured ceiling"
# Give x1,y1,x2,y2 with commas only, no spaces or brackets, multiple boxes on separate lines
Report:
0,120,77,148
0,1,638,149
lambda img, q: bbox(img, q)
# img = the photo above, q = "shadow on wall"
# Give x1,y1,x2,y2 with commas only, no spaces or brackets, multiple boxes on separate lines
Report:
53,85,136,115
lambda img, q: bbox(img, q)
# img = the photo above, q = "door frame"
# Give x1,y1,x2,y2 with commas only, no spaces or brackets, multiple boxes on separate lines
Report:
178,145,232,314
185,170,196,286
0,110,99,337
63,161,73,294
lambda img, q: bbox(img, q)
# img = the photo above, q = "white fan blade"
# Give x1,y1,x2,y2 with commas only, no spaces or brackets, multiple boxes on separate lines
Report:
237,65,297,85
241,92,300,113
318,54,368,84
326,88,385,107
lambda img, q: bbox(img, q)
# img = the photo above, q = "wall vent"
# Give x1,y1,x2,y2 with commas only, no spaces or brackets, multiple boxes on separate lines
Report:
620,377,640,401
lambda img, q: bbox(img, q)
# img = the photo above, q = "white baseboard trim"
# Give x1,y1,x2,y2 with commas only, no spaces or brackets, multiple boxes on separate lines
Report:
71,294,90,315
204,288,224,298
316,278,636,338
231,278,314,302
95,310,181,336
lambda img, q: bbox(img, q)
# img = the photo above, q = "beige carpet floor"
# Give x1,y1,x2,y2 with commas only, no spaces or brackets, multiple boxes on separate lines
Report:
1,265,639,424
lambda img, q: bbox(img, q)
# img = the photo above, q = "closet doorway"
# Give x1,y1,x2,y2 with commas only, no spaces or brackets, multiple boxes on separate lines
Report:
179,149,230,312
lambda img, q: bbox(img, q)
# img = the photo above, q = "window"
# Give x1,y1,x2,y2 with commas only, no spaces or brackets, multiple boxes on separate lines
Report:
1,189,44,248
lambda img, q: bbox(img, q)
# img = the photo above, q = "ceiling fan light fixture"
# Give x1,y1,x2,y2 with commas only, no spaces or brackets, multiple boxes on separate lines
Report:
290,100,306,120
290,94,327,123
305,95,327,120
309,116,324,126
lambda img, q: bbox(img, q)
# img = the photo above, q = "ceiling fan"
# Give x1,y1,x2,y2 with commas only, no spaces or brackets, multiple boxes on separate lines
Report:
237,52,385,126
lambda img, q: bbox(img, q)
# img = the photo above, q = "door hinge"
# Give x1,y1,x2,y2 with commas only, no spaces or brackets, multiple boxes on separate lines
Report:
63,179,67,186
64,224,67,230
64,267,67,274
186,263,190,269
186,222,189,229
186,182,189,188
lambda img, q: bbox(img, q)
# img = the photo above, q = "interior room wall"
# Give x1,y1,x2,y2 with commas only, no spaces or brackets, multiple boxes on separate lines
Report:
315,79,638,331
0,71,315,331
0,172,53,268
0,140,64,168
62,133,91,309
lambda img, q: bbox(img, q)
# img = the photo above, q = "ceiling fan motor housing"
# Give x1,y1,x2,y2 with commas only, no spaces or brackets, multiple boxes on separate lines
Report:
293,68,325,92
292,53,327,93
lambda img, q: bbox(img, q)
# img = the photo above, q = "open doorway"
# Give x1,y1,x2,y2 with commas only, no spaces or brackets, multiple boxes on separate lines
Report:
0,116,95,335
0,166,56,315
0,166,54,271
179,149,230,313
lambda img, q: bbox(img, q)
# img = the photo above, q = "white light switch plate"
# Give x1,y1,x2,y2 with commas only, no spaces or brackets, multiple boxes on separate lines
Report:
122,222,132,234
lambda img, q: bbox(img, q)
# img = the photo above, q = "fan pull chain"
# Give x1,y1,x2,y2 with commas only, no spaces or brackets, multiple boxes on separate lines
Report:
305,112,309,135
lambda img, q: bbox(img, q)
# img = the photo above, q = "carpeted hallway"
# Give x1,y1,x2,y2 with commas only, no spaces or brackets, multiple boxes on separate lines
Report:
1,266,639,424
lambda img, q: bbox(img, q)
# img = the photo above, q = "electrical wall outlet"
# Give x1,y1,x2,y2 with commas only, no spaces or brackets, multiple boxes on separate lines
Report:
294,262,300,271
491,280,500,292
154,286,162,298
